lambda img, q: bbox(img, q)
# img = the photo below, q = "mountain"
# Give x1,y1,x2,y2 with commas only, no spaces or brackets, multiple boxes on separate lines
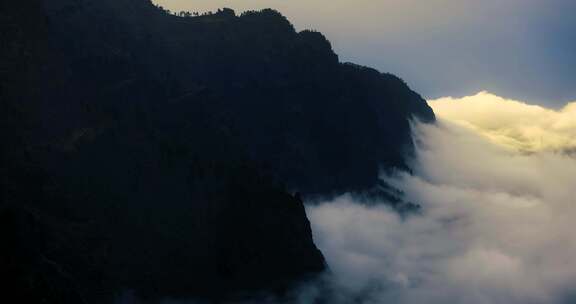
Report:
0,0,434,302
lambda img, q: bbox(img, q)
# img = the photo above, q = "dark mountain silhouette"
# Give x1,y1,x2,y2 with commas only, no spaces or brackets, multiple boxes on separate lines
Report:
0,0,434,302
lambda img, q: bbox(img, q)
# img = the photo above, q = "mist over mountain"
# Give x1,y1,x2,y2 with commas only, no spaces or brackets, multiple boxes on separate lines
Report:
0,0,433,302
307,95,576,304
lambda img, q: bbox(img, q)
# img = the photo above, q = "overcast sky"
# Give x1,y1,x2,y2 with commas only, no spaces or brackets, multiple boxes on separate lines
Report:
153,0,576,107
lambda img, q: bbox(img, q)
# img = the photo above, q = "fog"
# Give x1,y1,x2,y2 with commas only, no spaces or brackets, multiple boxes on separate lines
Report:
306,93,576,303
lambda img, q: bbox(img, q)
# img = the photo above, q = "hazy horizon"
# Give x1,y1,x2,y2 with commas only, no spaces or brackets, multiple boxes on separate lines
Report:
154,0,576,108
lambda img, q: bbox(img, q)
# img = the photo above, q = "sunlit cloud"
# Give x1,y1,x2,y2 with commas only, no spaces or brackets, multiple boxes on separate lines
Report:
429,92,576,153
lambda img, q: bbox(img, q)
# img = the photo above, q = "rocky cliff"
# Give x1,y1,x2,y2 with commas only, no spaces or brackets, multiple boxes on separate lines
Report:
0,0,433,302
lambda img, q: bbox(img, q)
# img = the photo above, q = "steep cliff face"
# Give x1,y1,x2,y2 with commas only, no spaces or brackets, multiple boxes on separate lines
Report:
35,0,433,194
0,0,433,302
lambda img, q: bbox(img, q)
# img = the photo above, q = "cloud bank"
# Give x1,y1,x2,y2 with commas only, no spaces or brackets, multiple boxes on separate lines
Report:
429,92,576,153
306,93,576,304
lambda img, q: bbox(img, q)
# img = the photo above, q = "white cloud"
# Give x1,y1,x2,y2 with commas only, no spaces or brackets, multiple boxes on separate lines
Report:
306,95,576,303
429,91,576,153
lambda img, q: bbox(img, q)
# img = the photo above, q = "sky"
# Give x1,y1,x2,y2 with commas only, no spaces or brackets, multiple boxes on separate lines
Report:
153,0,576,107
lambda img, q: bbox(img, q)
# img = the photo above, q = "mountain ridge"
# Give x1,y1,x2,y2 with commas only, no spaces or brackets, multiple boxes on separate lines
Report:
0,0,433,302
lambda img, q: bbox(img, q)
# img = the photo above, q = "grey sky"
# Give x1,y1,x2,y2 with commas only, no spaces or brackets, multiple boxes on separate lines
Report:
154,0,576,107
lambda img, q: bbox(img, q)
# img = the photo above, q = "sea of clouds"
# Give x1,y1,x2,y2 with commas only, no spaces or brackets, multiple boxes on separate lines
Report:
305,92,576,304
